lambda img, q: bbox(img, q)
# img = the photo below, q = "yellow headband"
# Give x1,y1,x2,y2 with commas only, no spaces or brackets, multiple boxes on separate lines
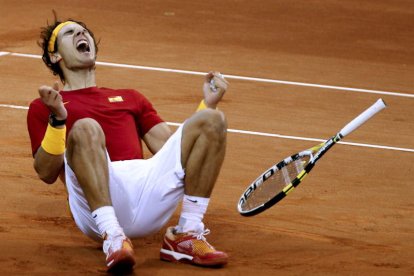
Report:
48,21,75,53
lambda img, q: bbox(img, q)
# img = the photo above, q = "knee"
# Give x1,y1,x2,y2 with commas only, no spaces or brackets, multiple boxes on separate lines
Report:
199,109,227,142
67,118,106,148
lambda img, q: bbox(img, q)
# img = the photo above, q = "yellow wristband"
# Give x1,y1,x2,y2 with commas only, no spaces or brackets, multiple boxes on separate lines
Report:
196,100,208,112
41,124,66,155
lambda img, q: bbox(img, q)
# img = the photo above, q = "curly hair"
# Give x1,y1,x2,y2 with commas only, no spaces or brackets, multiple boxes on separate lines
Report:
38,12,99,83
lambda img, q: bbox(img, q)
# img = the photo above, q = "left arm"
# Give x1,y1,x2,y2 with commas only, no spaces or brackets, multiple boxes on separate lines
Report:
143,71,228,154
202,71,229,109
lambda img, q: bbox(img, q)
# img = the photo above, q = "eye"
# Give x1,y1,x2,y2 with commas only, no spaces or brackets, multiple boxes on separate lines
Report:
63,29,74,36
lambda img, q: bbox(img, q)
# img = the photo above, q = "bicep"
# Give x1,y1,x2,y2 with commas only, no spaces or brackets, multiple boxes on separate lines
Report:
142,122,172,154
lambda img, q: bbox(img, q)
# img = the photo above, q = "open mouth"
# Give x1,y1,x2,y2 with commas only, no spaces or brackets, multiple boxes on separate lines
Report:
76,40,90,53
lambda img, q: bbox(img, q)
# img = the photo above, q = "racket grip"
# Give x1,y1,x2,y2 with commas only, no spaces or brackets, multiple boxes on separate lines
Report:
339,99,386,137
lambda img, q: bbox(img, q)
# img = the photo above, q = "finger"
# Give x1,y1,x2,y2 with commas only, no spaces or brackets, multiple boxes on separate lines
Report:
52,81,60,91
39,85,57,94
38,85,52,98
213,76,227,86
205,71,215,82
209,79,217,93
212,72,229,86
219,75,229,85
213,76,228,91
218,72,229,82
207,73,224,92
38,85,49,93
215,86,226,96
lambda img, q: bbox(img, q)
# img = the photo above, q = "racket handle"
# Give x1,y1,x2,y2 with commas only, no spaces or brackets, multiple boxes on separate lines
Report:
339,99,387,137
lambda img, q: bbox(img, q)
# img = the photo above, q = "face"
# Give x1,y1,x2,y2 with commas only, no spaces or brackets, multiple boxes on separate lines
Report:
52,23,96,70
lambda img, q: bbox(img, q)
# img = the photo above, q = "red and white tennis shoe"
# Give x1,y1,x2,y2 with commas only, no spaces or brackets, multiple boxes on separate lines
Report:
103,230,136,272
160,226,228,266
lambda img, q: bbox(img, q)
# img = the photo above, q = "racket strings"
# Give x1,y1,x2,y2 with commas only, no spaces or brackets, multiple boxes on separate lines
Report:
241,155,311,211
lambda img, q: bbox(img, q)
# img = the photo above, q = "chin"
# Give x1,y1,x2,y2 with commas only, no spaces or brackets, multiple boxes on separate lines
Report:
77,56,96,67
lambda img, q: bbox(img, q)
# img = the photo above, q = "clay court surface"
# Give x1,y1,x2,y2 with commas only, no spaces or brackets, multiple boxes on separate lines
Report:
1,0,413,275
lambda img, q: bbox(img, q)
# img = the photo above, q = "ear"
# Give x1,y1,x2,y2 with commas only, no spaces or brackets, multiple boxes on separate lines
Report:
49,52,62,64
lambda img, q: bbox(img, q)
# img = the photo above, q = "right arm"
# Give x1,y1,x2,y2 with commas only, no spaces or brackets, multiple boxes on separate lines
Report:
32,82,68,184
34,147,64,184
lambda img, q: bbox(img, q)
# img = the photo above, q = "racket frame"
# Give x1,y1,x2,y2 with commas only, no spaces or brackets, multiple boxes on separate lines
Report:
238,99,386,216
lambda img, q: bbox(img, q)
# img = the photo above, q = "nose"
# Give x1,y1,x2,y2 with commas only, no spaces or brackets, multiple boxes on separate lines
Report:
75,29,85,36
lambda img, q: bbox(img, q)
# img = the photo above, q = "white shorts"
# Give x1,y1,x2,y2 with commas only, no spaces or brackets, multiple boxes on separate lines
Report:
64,125,185,241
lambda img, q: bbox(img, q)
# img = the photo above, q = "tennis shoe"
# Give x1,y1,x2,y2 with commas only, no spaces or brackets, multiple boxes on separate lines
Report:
160,226,228,267
103,229,136,272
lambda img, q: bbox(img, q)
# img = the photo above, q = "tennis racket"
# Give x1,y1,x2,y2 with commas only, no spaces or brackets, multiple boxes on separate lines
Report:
238,99,387,216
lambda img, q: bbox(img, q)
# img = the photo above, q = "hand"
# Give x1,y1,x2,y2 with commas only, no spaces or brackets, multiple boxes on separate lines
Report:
38,81,67,120
202,71,229,109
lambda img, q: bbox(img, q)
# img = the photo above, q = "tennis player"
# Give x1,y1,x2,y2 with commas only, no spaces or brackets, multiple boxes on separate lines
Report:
27,17,229,272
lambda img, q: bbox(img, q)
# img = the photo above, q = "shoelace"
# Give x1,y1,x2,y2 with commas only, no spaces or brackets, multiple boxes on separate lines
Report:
192,228,211,241
103,232,125,255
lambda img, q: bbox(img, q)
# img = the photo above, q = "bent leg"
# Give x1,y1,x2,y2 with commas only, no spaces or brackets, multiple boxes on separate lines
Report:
175,109,227,233
181,109,227,197
160,110,229,266
66,118,135,271
66,118,111,211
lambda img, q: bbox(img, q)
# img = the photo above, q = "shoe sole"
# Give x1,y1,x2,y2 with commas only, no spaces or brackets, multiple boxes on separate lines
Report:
160,249,228,267
107,250,136,272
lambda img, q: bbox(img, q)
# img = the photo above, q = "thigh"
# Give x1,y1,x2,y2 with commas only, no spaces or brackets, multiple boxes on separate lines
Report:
111,124,186,238
64,125,186,239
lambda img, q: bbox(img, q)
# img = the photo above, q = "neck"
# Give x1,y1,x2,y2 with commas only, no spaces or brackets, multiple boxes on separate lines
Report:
62,67,97,91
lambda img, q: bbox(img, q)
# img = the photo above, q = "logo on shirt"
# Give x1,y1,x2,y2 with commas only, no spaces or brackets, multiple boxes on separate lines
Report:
108,96,124,103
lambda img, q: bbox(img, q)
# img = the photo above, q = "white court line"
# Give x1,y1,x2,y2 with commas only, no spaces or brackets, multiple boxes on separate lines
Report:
3,51,414,98
162,123,414,153
0,104,29,110
1,104,413,152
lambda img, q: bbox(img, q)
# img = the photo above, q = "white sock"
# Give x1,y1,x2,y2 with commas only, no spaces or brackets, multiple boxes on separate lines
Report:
177,195,210,233
92,206,123,238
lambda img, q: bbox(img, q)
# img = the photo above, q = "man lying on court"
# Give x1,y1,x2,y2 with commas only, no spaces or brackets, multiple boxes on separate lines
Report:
27,17,229,272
